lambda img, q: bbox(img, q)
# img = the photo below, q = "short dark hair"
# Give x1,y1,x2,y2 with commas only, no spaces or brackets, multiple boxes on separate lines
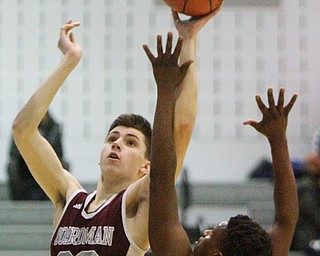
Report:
108,113,152,159
221,215,272,256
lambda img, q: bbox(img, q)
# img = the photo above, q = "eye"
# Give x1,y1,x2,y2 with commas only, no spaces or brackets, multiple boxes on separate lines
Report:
127,139,137,146
106,135,117,143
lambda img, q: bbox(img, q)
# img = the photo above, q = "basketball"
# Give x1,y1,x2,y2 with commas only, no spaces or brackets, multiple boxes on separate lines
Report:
164,0,223,16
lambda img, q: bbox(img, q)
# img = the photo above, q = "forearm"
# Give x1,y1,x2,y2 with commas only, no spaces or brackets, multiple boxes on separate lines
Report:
269,137,298,228
13,55,80,135
176,37,197,123
149,88,182,256
174,37,198,176
150,92,176,182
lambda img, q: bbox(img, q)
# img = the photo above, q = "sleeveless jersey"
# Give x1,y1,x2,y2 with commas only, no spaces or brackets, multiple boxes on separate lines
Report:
50,189,146,256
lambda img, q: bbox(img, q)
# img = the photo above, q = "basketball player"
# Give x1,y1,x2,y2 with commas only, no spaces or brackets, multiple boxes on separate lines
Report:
12,7,221,256
148,84,298,256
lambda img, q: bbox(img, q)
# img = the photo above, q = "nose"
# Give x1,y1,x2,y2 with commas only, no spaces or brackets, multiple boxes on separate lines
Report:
111,140,121,151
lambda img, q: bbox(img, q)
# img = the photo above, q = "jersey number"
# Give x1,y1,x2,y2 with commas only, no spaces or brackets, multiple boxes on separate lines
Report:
58,251,99,256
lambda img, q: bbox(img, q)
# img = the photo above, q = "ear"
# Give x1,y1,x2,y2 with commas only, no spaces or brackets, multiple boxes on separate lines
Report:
139,161,150,176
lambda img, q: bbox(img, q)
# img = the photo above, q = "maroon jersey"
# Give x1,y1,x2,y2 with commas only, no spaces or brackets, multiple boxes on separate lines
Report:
50,189,146,256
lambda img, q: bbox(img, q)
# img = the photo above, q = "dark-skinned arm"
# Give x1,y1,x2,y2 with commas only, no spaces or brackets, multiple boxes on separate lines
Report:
244,88,299,256
144,33,193,256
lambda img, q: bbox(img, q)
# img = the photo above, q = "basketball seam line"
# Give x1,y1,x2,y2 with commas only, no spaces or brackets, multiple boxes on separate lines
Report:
182,0,189,14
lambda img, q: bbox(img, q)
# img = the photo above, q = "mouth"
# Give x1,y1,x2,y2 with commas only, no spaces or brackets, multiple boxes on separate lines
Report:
108,152,119,160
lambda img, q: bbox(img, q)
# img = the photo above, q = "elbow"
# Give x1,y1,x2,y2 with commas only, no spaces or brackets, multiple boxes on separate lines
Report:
274,205,299,232
12,117,22,136
12,116,28,139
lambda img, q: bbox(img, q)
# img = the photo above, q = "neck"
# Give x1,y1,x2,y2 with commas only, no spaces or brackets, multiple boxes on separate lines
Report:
94,174,130,200
87,176,128,213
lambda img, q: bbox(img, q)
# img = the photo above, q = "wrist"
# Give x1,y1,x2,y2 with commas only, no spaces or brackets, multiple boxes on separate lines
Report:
61,53,82,69
268,136,287,145
180,39,197,62
178,29,198,41
157,88,176,99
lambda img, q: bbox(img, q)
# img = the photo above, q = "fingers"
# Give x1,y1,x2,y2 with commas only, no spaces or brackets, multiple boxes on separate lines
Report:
165,32,173,58
267,88,276,108
172,36,183,61
61,20,80,31
171,10,180,23
60,20,80,37
277,88,285,109
243,119,259,131
256,87,297,118
143,32,176,64
143,32,185,67
157,32,181,61
270,87,298,116
284,93,298,116
157,35,164,57
143,44,156,63
69,32,77,44
255,95,268,115
180,59,194,75
243,119,256,125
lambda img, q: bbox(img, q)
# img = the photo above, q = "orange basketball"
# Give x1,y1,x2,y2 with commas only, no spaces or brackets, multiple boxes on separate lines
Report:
164,0,223,16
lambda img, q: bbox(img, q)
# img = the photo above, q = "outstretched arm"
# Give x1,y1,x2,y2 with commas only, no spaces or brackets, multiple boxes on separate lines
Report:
12,20,83,206
172,4,223,179
144,33,193,256
244,88,299,256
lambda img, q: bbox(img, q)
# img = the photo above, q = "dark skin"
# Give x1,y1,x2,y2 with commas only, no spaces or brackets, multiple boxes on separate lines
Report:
143,33,193,99
144,33,193,256
148,84,299,255
245,89,299,256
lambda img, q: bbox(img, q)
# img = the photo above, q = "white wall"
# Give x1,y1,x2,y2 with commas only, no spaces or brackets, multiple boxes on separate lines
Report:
0,0,319,184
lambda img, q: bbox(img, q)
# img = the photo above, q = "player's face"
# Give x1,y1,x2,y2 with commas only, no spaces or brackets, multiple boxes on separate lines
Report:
100,126,149,182
193,221,228,256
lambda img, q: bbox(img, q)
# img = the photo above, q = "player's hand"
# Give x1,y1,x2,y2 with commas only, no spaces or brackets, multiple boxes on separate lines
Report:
243,88,298,140
58,20,83,61
172,0,224,39
143,32,193,97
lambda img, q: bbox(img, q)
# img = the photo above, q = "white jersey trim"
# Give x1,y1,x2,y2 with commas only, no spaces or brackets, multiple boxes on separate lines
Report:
122,184,147,255
81,191,119,219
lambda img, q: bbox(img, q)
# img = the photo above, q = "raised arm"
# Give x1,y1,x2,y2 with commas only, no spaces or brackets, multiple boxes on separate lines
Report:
172,3,223,178
244,88,299,256
12,20,83,206
144,33,193,256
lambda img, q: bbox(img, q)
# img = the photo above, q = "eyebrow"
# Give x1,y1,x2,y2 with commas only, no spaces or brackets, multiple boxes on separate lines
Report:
108,131,141,141
126,133,141,141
